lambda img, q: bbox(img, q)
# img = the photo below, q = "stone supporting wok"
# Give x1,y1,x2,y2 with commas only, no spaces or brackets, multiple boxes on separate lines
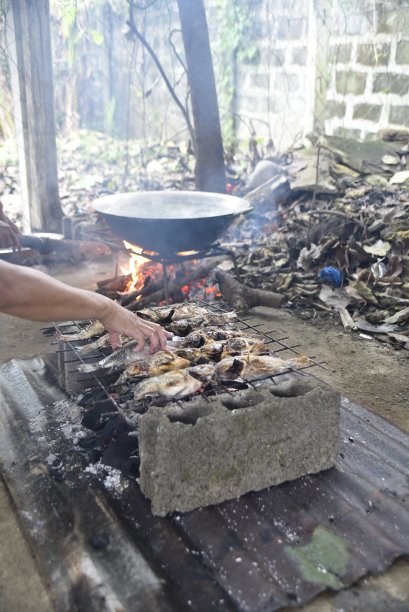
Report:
138,378,341,516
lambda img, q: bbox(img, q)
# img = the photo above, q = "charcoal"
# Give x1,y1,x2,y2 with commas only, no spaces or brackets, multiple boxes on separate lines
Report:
81,399,118,431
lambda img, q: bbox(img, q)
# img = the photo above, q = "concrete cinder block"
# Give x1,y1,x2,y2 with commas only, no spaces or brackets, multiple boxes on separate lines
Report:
138,379,341,517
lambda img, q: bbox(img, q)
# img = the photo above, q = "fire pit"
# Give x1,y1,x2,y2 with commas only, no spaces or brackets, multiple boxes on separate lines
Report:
1,303,409,610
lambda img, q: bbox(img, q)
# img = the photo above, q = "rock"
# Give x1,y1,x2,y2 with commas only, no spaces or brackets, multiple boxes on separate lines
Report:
244,160,284,192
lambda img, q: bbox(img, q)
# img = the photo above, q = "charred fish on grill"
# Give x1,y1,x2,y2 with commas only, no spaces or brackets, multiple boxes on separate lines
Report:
77,340,146,373
214,354,311,381
122,351,190,379
57,320,105,342
134,370,202,402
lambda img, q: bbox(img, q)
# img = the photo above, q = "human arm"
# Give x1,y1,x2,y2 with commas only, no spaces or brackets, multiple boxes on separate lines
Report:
0,260,170,351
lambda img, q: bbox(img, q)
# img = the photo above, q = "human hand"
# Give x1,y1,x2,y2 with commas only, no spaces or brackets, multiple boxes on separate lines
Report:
0,220,21,251
100,301,172,352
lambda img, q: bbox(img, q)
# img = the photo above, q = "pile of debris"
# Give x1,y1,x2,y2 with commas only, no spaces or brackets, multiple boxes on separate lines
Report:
227,132,409,349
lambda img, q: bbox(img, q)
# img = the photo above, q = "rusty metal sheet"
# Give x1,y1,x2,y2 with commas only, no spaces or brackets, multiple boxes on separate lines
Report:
0,358,409,611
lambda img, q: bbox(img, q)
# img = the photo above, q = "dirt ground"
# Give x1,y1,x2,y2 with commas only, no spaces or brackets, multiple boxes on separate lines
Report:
1,255,408,611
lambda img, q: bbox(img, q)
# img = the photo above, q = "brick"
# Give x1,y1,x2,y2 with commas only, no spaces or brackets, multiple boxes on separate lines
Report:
330,43,352,64
373,73,409,95
138,380,341,516
396,40,409,64
292,47,307,65
377,5,409,34
336,71,367,95
270,49,285,66
277,17,305,40
270,95,287,113
353,103,382,121
326,100,346,119
332,10,373,36
275,72,300,92
357,43,390,66
251,73,269,88
389,105,409,125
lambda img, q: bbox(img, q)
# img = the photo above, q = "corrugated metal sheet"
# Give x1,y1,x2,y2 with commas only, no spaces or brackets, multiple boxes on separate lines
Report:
0,357,408,611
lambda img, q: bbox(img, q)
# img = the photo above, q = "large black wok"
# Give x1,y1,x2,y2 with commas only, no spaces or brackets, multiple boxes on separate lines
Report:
92,191,252,255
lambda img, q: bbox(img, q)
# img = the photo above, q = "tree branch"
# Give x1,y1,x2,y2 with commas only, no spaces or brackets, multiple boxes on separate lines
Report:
127,4,195,147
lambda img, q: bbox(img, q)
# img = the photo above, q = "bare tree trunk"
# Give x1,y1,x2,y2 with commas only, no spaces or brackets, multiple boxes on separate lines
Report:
176,0,226,194
7,0,62,232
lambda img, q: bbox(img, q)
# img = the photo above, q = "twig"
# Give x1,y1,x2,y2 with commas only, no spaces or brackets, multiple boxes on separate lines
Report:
307,144,321,242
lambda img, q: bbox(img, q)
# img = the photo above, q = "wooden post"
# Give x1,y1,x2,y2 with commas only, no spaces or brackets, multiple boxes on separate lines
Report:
6,0,62,232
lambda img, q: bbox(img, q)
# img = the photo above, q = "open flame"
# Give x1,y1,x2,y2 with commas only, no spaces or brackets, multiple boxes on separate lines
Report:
122,241,164,296
121,241,221,302
176,250,200,256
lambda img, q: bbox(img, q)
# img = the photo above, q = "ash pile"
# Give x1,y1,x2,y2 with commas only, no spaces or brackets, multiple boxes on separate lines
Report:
54,301,339,516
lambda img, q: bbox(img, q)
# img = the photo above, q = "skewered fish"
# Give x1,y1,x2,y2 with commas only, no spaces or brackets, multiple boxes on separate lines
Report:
221,336,267,358
122,351,190,378
187,363,216,382
138,303,236,326
78,340,147,373
58,321,105,342
214,354,311,381
138,306,175,324
77,333,112,355
134,370,202,402
168,319,192,337
173,347,204,364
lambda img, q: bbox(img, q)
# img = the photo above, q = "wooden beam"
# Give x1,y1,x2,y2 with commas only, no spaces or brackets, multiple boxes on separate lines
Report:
176,0,226,194
6,0,62,232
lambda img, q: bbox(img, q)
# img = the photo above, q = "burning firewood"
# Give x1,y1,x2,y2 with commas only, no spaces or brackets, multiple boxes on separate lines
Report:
215,270,284,312
97,274,132,294
126,257,226,310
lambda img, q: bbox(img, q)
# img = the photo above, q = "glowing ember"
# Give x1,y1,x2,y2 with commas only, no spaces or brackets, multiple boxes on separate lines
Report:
177,250,200,256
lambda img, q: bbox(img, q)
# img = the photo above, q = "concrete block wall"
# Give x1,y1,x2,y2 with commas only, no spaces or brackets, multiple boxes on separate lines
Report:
48,0,409,148
208,0,313,151
209,0,409,149
322,0,409,140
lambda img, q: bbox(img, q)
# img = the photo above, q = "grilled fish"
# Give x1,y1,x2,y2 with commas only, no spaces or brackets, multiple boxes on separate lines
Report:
168,319,193,337
173,347,204,364
221,336,267,358
214,354,311,381
138,306,175,324
122,351,190,378
134,370,202,402
58,321,105,342
78,340,148,373
187,363,216,382
77,333,112,355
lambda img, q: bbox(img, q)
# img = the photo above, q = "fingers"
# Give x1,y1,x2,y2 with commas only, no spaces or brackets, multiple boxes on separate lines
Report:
137,319,167,353
108,330,121,350
133,332,146,352
101,304,171,354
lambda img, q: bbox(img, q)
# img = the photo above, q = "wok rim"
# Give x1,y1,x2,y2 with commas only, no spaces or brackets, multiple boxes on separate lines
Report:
92,190,252,220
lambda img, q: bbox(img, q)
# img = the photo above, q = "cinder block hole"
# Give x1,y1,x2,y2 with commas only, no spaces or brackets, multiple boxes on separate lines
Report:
167,404,213,425
269,382,312,398
222,391,265,411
